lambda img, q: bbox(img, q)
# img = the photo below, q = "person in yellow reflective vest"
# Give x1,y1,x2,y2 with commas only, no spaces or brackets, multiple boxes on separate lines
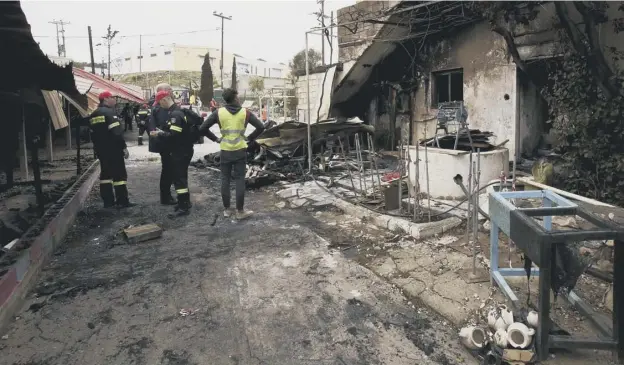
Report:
150,91,195,217
88,91,133,208
199,88,265,220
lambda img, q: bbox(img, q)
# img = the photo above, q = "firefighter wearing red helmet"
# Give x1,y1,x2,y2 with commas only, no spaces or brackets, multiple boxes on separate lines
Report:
135,103,151,145
88,91,134,208
150,90,195,217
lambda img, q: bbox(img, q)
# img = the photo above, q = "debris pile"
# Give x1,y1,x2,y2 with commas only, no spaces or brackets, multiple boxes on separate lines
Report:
422,129,497,151
192,119,376,189
459,305,548,364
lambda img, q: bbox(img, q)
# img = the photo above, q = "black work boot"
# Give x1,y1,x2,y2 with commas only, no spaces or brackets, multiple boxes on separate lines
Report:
114,184,136,208
100,183,115,208
160,192,177,206
168,193,191,218
138,136,143,145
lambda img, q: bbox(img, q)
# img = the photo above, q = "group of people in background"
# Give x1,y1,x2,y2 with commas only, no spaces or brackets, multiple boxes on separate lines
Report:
87,84,265,221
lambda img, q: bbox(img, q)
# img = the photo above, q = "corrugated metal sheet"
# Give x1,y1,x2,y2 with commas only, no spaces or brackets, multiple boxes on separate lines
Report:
73,68,145,104
74,75,94,95
41,90,69,130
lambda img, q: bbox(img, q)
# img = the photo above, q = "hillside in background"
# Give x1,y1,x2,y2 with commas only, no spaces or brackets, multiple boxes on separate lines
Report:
116,71,203,90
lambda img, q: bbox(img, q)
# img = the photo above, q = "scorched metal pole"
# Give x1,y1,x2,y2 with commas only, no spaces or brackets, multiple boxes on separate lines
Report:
305,32,312,172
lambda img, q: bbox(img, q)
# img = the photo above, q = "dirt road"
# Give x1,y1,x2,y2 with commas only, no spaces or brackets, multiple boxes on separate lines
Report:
0,155,475,365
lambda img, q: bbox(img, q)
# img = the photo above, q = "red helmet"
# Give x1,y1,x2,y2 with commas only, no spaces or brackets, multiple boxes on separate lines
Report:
98,90,113,100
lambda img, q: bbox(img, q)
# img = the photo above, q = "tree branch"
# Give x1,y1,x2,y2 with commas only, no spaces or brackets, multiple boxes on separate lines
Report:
574,1,619,98
491,21,542,87
555,2,615,99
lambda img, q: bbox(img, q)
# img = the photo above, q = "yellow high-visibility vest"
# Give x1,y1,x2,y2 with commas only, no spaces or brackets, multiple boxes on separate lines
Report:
218,107,247,151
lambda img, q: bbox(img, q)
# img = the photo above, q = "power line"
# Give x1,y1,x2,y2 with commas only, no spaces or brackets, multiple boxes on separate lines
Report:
33,28,220,39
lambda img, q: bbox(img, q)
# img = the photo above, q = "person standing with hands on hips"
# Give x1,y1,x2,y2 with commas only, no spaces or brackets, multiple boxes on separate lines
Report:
88,91,134,208
199,88,265,220
150,91,195,217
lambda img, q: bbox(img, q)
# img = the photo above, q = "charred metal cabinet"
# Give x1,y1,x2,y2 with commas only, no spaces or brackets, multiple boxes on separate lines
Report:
489,190,624,362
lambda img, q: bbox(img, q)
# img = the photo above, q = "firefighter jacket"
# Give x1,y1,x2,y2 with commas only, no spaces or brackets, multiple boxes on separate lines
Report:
158,104,195,153
136,107,150,125
89,105,127,156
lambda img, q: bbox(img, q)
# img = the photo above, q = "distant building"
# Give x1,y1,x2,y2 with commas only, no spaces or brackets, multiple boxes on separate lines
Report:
112,44,288,80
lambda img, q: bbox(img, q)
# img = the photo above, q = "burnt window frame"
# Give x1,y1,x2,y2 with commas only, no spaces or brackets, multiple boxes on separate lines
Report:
432,68,464,107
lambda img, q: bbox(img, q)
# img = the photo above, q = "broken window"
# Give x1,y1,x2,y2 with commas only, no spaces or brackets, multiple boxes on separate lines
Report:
433,69,463,107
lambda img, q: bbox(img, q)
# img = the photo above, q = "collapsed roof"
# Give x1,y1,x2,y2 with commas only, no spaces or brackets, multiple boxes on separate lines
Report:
0,1,80,95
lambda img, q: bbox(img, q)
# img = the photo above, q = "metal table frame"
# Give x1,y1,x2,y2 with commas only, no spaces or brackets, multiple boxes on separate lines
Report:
489,190,624,361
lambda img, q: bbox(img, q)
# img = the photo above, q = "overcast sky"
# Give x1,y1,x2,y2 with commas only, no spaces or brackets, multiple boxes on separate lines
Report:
22,0,353,68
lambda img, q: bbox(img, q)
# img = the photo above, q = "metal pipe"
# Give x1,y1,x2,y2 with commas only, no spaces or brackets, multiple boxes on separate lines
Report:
424,138,431,222
414,141,420,221
338,137,357,198
369,134,382,199
398,140,403,213
466,151,473,250
453,175,489,219
355,134,364,193
406,145,412,219
357,134,367,195
367,137,378,199
305,32,312,172
472,148,481,276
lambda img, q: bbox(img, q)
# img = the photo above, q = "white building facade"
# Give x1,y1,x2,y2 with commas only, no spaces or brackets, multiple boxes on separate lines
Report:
112,44,288,80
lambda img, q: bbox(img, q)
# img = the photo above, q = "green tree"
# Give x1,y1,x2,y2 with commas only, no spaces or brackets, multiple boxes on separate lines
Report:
289,49,322,78
198,52,214,105
249,76,264,95
231,57,238,90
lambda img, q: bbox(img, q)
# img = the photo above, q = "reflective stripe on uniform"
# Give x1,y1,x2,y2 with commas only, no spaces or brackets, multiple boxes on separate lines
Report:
218,107,248,151
108,122,120,129
176,188,189,194
170,125,183,132
138,111,148,115
100,179,113,184
90,116,105,125
113,181,127,186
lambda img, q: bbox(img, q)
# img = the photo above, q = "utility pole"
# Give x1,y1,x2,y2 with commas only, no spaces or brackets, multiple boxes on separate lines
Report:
88,26,95,74
213,11,232,88
102,24,119,80
139,35,142,73
319,0,325,65
49,19,70,57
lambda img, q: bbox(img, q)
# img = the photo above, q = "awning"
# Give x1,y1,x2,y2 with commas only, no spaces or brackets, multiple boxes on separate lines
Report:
73,68,145,104
61,68,145,116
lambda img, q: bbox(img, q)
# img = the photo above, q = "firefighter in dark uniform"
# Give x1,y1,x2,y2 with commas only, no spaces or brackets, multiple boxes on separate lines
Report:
148,85,177,206
89,91,133,208
150,90,194,217
135,104,150,145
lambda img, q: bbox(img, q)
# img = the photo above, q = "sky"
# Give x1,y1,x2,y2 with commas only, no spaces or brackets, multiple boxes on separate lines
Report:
21,0,353,68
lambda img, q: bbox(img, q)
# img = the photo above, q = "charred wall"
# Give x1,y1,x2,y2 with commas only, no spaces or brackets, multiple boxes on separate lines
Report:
411,21,523,160
336,1,400,63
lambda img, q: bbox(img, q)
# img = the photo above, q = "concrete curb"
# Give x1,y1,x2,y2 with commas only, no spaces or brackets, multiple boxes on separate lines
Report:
329,197,463,239
277,183,462,240
0,161,100,333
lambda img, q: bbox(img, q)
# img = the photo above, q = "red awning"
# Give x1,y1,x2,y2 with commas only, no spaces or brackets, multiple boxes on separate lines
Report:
73,68,145,104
